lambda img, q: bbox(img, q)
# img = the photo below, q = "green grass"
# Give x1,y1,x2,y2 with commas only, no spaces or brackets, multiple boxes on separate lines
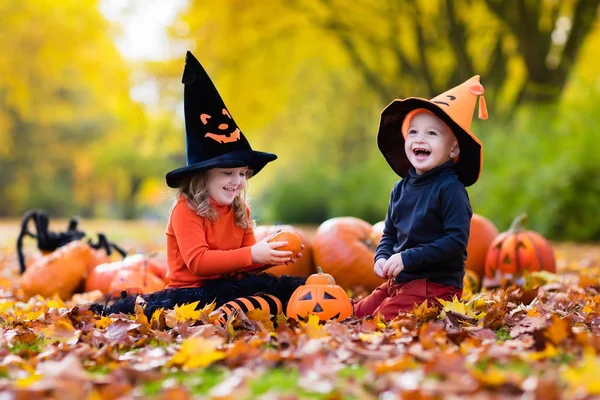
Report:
143,367,225,397
140,366,370,399
8,338,46,356
494,326,512,342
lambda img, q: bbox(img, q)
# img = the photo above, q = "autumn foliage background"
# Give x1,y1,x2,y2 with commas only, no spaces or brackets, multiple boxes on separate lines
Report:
0,0,599,241
2,2,600,399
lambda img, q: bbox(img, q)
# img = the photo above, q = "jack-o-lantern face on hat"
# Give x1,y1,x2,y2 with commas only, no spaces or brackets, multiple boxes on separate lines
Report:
201,108,241,144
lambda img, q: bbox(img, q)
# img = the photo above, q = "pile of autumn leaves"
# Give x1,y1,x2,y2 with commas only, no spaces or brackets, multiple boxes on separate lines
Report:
1,251,600,399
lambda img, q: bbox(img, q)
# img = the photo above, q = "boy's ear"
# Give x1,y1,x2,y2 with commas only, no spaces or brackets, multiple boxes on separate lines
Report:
450,141,460,159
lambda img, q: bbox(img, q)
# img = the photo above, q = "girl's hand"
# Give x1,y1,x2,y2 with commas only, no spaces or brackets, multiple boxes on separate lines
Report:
284,244,305,265
374,258,387,278
382,253,404,278
251,233,293,265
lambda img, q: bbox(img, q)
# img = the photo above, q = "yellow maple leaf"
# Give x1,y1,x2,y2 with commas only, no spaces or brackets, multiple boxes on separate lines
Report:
45,294,66,310
471,367,507,387
247,309,275,331
438,296,486,320
581,305,594,316
544,314,571,345
150,308,163,324
527,343,559,361
526,307,541,317
41,318,76,341
174,301,202,323
0,301,14,313
276,313,288,327
14,373,42,388
359,332,383,342
167,337,225,369
134,301,150,331
563,348,600,394
300,314,327,338
95,316,112,329
412,299,439,321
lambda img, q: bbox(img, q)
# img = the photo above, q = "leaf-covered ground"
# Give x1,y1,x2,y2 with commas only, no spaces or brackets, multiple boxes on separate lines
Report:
1,242,600,399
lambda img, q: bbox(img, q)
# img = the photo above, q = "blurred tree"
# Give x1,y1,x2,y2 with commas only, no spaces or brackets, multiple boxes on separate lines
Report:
0,0,173,218
285,0,600,110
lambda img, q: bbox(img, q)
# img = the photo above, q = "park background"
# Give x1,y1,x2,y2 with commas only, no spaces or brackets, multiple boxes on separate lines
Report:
1,0,599,245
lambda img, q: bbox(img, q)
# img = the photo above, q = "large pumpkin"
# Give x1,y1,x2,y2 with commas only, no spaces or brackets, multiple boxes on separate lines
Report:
465,214,499,278
86,254,167,293
485,214,556,279
286,267,353,322
254,225,315,277
312,217,385,291
20,240,93,299
109,267,166,294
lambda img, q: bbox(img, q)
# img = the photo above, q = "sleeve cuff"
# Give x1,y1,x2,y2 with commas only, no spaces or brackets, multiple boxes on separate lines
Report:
400,251,414,270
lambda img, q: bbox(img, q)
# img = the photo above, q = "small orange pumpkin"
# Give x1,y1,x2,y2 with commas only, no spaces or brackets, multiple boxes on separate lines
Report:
254,225,315,277
465,214,499,278
286,267,353,322
312,217,385,291
269,231,302,255
485,214,556,279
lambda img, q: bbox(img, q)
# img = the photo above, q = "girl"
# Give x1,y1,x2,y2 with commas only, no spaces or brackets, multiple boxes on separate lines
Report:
92,51,305,321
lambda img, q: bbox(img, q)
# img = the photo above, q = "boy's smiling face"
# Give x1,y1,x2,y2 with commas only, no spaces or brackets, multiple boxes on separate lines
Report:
404,111,460,175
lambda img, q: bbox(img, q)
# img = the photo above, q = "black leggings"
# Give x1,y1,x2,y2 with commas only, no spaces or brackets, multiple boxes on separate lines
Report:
90,272,306,318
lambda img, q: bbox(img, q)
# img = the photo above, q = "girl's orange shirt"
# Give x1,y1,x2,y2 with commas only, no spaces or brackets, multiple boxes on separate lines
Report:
165,196,256,288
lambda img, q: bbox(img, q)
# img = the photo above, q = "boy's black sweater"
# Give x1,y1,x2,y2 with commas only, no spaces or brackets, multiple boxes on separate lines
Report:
375,160,472,288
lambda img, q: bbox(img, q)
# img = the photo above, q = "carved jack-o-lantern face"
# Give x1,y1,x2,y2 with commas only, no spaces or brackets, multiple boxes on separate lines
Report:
484,214,556,280
200,108,241,144
286,268,353,322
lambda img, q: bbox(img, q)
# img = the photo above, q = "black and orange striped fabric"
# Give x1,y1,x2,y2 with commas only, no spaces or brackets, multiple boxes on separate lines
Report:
214,293,282,325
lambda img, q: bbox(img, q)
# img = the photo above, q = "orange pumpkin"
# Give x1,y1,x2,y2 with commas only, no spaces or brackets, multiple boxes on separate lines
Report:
20,240,93,299
286,267,353,322
465,214,499,278
269,231,302,255
312,217,385,291
109,268,166,294
86,254,168,293
254,225,315,277
485,214,556,279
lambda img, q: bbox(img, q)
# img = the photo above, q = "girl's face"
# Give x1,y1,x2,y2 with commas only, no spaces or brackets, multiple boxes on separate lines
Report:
206,167,249,205
404,112,459,175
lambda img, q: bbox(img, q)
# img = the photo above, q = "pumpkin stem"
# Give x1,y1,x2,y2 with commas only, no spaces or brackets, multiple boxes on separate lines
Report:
509,213,528,233
317,266,323,274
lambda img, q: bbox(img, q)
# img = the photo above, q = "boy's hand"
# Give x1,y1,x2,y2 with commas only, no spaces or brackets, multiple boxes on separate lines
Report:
382,254,404,278
374,258,387,278
251,233,293,265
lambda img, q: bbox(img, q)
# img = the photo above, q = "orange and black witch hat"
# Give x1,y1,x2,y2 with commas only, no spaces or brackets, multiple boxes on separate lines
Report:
166,51,277,188
377,75,487,187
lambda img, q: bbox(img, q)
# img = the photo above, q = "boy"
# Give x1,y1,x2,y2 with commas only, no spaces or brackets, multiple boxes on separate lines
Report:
354,76,487,319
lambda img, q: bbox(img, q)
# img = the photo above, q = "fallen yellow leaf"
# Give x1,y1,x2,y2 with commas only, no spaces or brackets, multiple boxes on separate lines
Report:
167,337,225,369
174,301,202,323
562,348,600,394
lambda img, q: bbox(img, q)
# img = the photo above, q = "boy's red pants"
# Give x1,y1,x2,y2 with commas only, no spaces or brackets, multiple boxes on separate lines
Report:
353,278,462,320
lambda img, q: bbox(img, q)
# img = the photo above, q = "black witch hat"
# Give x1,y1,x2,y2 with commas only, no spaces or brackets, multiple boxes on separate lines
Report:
166,51,277,188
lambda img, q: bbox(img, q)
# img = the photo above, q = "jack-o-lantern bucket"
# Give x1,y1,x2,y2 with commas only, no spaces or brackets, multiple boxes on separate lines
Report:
286,267,353,322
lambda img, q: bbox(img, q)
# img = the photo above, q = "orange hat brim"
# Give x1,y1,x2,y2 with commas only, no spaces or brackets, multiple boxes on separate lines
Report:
377,97,483,187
